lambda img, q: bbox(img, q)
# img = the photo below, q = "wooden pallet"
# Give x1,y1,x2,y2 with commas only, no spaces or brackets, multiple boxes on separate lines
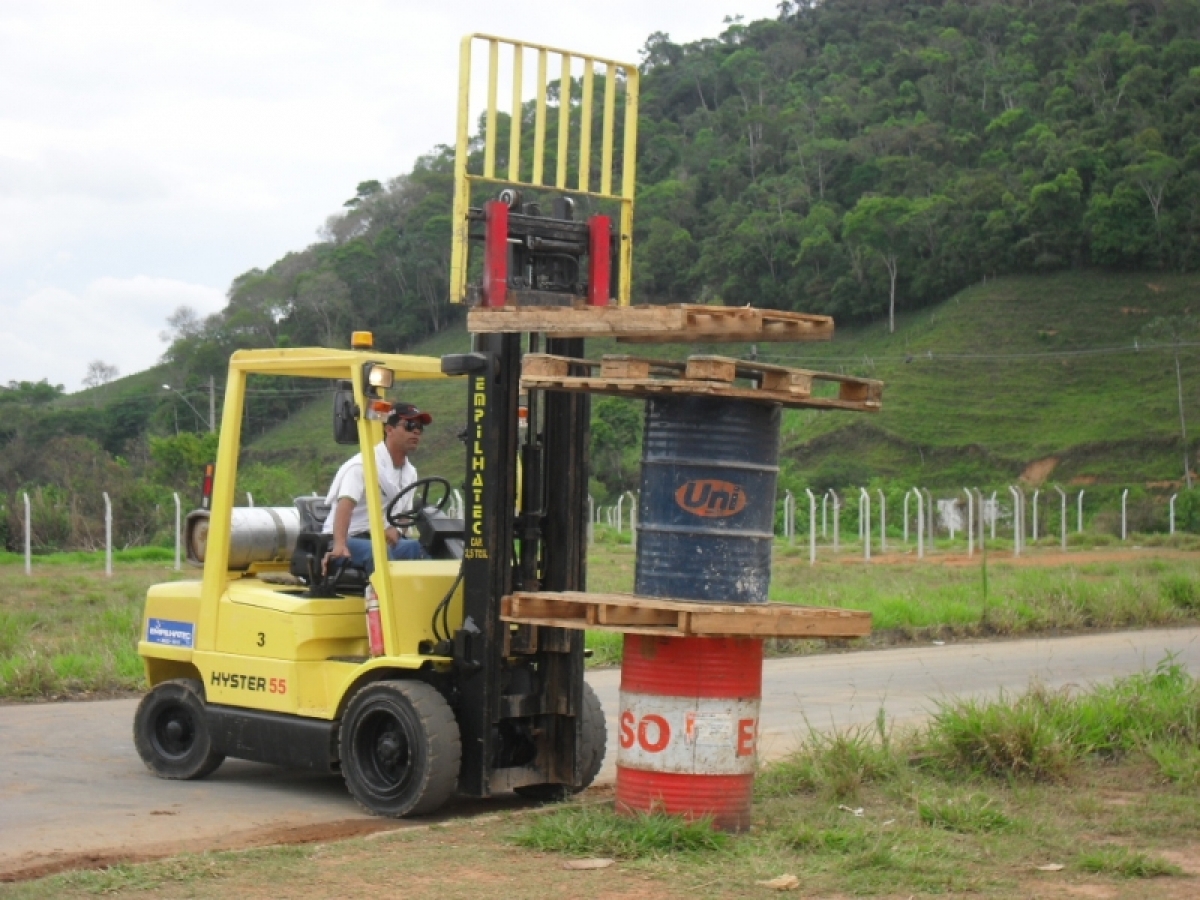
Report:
501,591,871,639
521,353,883,412
468,304,834,343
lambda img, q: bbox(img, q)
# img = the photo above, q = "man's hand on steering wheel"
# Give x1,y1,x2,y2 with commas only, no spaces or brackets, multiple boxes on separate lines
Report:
385,476,452,530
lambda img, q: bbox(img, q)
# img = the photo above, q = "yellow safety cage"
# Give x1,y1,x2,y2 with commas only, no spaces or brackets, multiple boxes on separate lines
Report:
449,34,640,306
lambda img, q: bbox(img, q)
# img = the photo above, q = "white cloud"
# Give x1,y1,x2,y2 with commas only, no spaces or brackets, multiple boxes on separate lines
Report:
0,276,225,390
0,0,780,389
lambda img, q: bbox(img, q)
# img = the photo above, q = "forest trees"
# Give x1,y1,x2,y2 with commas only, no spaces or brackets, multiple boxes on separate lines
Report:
631,0,1200,326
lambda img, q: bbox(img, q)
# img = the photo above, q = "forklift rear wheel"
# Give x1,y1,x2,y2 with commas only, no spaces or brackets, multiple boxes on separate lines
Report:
340,680,461,817
515,681,607,801
133,679,225,780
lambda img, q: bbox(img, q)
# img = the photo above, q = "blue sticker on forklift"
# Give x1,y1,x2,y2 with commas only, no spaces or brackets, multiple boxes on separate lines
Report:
146,619,195,648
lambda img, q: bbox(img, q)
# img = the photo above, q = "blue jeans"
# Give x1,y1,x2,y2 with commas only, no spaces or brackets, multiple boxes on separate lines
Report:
343,536,428,576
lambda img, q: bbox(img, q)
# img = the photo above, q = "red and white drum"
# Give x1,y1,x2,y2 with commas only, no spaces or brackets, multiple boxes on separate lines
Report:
615,634,764,832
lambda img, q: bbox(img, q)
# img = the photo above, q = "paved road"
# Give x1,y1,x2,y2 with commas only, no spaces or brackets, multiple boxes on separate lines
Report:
2,627,1197,879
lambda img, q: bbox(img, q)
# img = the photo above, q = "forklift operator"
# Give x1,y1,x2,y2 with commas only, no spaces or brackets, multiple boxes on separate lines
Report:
321,402,433,576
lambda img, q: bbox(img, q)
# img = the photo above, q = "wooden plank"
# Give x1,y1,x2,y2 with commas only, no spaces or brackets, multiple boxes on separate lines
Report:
500,590,871,639
684,357,737,383
600,356,652,379
468,304,835,344
761,369,813,396
521,353,882,412
595,604,680,628
689,610,871,638
521,355,572,379
503,594,587,622
496,615,692,638
522,375,881,413
621,309,834,344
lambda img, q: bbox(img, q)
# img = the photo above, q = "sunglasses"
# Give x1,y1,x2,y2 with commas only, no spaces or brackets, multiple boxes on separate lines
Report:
398,420,424,433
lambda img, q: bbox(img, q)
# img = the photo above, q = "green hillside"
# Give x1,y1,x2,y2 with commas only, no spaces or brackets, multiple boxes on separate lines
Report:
770,271,1200,490
232,271,1200,507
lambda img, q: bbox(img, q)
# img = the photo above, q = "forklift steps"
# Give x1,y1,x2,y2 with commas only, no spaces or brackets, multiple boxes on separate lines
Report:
500,591,870,639
467,303,834,343
520,353,882,412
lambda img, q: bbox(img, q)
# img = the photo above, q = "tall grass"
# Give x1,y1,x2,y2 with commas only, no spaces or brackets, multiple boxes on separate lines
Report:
511,662,1197,897
927,657,1200,780
0,563,187,698
513,806,729,858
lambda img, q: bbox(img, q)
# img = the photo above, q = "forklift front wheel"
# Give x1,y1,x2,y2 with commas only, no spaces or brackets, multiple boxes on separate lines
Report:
133,679,225,780
340,680,462,817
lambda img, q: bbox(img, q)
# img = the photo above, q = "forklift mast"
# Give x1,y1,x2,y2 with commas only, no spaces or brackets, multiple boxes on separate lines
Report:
445,35,639,797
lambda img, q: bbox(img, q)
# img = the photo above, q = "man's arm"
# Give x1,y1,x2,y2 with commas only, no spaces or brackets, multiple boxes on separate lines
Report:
325,497,356,570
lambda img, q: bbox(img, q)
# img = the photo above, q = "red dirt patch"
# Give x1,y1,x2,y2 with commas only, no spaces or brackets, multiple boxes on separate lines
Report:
1022,457,1059,485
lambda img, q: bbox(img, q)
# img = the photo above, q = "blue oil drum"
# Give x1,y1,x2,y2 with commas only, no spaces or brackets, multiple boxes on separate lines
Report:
634,396,780,604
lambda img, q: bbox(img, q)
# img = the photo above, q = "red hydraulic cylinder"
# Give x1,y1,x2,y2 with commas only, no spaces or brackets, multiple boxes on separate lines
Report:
482,200,509,308
587,214,611,306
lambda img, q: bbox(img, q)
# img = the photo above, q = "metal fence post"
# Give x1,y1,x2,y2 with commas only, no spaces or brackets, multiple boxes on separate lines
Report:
174,492,182,570
990,491,998,540
1054,485,1067,552
832,492,841,553
1008,485,1021,557
914,488,924,559
103,491,113,577
1077,490,1085,533
1121,488,1129,541
975,488,986,551
805,488,816,566
246,492,254,508
922,487,934,550
587,495,594,546
964,488,974,557
629,505,637,551
903,491,910,543
1031,489,1039,542
23,491,31,576
1171,493,1178,536
877,488,887,553
860,487,871,560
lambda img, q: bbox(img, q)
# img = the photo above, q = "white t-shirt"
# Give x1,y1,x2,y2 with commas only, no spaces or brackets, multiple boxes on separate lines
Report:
321,441,418,537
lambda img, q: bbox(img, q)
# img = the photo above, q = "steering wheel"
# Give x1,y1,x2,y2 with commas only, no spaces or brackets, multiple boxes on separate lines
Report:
385,476,452,530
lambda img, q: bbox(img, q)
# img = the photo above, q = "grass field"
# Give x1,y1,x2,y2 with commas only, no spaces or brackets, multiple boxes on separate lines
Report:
3,540,1200,700
5,662,1198,898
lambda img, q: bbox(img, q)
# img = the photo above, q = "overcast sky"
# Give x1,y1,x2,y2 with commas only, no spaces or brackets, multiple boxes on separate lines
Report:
0,0,780,391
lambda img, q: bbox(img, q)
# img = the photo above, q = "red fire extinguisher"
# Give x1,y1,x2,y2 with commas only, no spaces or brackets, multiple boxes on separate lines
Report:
365,584,384,657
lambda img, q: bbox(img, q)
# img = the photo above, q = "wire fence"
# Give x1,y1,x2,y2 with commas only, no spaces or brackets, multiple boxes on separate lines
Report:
11,484,1195,575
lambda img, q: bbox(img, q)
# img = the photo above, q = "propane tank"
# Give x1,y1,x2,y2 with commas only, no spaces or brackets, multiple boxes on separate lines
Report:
364,583,384,657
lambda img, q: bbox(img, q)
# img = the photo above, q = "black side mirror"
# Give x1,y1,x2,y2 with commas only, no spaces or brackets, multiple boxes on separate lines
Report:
333,380,359,445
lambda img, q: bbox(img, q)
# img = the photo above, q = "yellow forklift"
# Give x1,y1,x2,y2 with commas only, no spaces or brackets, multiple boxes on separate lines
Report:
133,34,635,816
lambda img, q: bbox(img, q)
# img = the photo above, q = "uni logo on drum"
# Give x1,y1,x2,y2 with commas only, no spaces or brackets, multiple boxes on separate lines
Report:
675,479,747,518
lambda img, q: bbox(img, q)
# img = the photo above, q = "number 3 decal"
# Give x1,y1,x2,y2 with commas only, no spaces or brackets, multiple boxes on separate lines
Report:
256,632,265,647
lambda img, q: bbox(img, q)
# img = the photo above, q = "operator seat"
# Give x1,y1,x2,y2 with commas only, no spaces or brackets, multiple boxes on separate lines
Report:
289,496,369,596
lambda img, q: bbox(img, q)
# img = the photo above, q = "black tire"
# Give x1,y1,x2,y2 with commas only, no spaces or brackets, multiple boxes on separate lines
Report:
515,681,607,801
340,680,461,817
133,679,225,780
